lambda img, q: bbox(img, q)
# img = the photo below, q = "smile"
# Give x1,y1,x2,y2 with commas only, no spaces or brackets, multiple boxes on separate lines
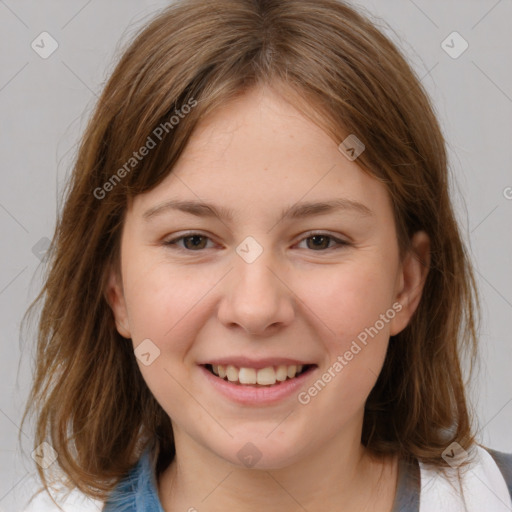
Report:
204,363,312,386
199,357,318,404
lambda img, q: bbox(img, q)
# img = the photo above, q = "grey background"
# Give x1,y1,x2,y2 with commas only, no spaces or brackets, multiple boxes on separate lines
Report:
1,0,511,510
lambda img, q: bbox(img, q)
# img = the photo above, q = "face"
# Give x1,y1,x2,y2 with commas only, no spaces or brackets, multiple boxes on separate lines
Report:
107,84,429,469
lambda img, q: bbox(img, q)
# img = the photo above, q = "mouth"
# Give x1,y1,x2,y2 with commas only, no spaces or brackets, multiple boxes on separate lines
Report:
202,363,315,387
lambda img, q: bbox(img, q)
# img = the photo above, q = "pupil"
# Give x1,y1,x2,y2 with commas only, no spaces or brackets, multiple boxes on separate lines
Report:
309,235,328,250
185,235,205,250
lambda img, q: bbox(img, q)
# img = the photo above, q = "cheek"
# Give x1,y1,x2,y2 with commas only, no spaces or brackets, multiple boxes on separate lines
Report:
298,258,398,344
122,254,210,346
293,258,398,405
121,262,208,416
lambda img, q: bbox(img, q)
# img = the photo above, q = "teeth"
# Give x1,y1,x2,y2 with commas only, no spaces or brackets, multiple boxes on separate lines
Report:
226,365,238,382
275,365,288,382
287,365,297,378
257,367,276,385
210,363,307,386
239,367,257,385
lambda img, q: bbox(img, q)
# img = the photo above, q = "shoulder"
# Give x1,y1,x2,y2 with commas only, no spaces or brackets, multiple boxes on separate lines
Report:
418,444,512,512
103,450,164,512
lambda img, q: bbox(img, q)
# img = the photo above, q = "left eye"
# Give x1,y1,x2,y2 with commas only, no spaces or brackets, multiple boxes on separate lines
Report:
296,233,348,251
163,232,348,252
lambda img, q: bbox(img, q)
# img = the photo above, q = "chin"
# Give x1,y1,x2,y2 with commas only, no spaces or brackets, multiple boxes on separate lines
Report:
213,432,309,470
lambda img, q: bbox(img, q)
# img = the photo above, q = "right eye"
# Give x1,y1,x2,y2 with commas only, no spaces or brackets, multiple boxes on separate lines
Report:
163,232,216,251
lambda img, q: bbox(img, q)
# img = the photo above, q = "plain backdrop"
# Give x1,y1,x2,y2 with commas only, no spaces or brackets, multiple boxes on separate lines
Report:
0,1,511,510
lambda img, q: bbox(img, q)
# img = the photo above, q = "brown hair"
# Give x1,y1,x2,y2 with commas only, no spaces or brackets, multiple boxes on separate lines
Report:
22,0,479,501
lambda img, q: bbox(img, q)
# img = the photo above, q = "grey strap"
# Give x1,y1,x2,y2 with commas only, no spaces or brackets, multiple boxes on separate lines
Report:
486,448,512,501
391,456,421,512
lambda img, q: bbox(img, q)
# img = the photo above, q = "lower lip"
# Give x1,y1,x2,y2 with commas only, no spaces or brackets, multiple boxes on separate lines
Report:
199,365,316,405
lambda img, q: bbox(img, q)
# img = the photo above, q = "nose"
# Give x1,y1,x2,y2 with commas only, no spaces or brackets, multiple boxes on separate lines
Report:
217,242,296,336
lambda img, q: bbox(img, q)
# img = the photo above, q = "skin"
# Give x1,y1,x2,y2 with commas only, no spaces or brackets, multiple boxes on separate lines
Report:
107,83,430,511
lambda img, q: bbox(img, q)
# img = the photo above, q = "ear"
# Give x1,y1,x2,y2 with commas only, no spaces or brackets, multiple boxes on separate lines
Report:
389,231,430,336
105,266,131,339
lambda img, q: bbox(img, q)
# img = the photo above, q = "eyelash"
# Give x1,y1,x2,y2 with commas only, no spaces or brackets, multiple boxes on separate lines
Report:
163,231,350,253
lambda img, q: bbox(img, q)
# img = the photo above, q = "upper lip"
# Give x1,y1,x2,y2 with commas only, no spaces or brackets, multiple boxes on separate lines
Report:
199,357,315,370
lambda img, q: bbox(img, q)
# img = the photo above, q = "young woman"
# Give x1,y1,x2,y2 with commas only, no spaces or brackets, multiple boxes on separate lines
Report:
22,0,512,510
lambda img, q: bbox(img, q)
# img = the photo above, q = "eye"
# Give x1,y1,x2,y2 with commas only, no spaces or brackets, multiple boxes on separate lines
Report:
163,232,215,251
163,231,350,253
296,232,349,251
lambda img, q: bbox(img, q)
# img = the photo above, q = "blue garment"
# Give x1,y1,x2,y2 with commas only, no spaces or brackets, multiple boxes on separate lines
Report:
103,450,164,512
103,446,512,511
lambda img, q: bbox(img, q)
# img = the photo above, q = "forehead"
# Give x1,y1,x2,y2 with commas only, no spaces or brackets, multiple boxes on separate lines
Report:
129,84,392,223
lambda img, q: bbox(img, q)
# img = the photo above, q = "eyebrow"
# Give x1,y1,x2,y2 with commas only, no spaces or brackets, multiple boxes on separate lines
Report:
142,198,373,223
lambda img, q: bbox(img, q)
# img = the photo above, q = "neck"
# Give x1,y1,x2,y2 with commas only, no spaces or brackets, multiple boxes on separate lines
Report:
158,426,398,511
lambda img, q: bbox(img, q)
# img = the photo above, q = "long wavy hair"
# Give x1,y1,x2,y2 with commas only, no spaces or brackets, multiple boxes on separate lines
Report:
22,0,479,501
